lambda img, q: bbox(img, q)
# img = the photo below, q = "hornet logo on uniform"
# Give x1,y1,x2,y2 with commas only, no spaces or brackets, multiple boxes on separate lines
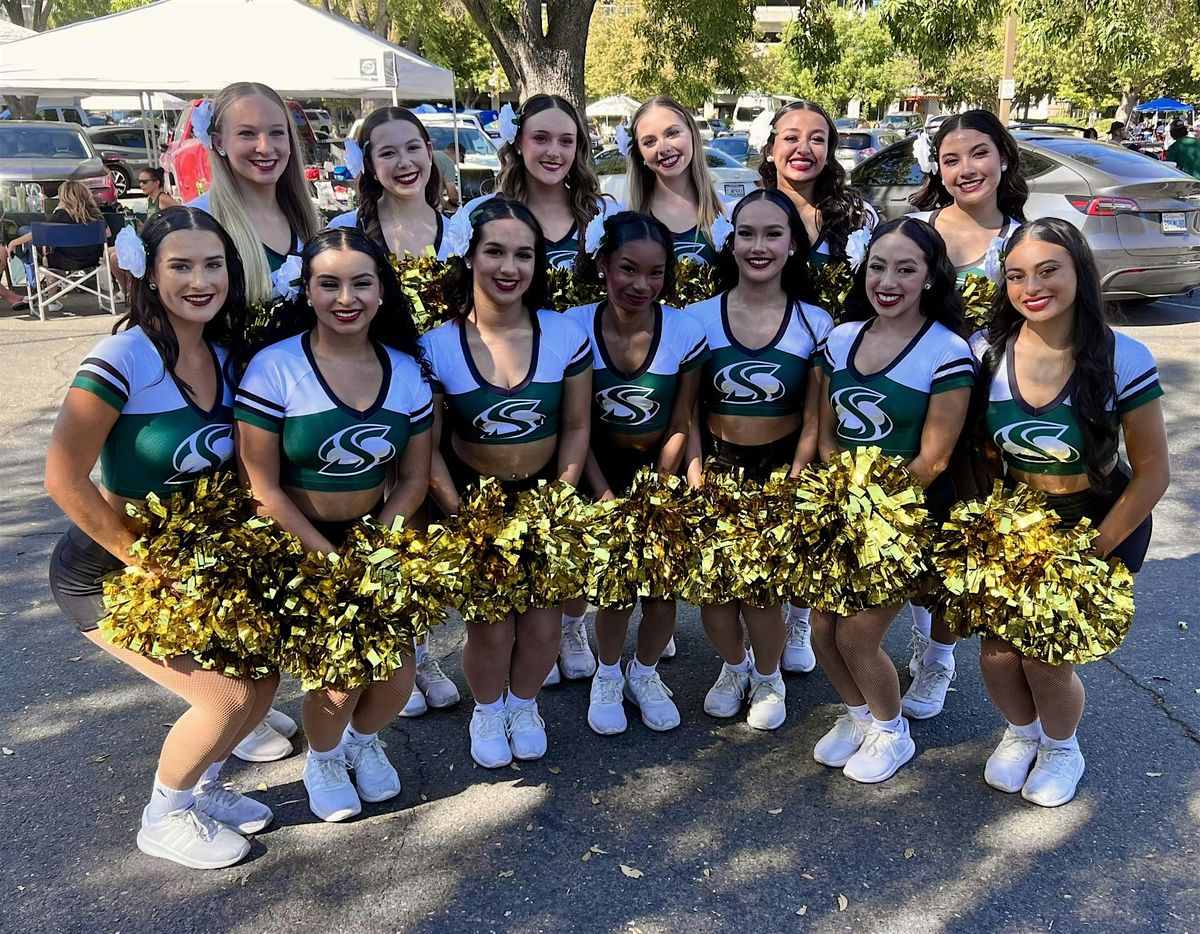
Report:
167,424,234,484
714,361,785,404
596,385,659,425
831,387,892,442
474,399,545,439
318,424,394,476
994,420,1080,464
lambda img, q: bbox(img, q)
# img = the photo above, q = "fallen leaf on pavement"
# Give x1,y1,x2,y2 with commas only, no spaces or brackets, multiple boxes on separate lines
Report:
590,792,601,805
796,906,807,916
498,870,514,878
548,766,561,774
590,845,607,854
838,894,848,911
768,808,783,815
1146,772,1163,777
620,865,644,879
904,848,915,859
256,782,268,792
1,747,13,756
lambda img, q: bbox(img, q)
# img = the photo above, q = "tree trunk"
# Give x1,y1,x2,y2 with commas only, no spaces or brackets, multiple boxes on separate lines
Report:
1115,89,1138,123
3,96,39,119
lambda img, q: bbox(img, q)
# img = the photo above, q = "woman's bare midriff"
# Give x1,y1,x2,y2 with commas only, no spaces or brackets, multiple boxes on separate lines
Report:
707,412,803,447
1007,466,1100,496
285,484,387,523
453,434,558,481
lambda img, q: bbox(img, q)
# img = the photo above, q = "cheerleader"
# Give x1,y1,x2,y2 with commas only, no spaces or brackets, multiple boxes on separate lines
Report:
421,198,592,768
811,217,974,783
685,189,833,731
623,95,730,263
235,229,433,822
901,109,1027,719
969,218,1168,806
563,211,706,735
45,207,271,869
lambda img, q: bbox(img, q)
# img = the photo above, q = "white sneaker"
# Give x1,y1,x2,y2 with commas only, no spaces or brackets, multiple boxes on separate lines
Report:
345,736,401,803
747,673,787,730
559,618,597,679
985,727,1042,793
623,663,681,731
843,720,916,783
1021,743,1085,807
587,672,628,736
398,685,428,718
469,707,512,768
415,657,460,708
908,625,929,679
782,619,816,673
232,718,293,763
507,703,548,760
703,662,751,718
660,637,677,660
194,782,274,834
264,707,298,739
901,659,956,720
303,753,361,822
814,713,870,767
542,662,562,688
137,806,249,870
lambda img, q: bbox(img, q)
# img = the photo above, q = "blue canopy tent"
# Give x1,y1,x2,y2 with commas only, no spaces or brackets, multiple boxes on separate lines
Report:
1135,97,1194,113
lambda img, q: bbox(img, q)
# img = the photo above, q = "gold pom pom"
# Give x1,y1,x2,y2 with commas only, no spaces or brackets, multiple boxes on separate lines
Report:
811,261,855,323
546,266,607,311
390,252,458,334
238,297,296,359
666,259,721,307
959,273,998,331
512,480,599,607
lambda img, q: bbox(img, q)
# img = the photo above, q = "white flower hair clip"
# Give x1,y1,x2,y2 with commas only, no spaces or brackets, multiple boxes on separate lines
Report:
271,253,303,302
190,100,214,151
498,103,520,146
446,210,473,258
343,137,365,178
846,225,872,272
114,226,147,279
984,236,1005,284
709,214,733,249
584,212,607,255
914,131,937,175
615,124,632,158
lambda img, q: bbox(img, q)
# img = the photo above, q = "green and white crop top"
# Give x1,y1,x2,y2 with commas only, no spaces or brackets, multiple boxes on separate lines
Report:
821,318,975,457
669,225,721,265
908,209,1020,283
234,333,433,493
563,302,707,436
70,326,234,499
420,309,592,445
972,329,1164,477
326,209,452,261
688,292,833,418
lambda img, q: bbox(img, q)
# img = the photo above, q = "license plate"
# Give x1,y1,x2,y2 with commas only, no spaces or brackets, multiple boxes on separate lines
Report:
724,183,745,197
1162,212,1187,234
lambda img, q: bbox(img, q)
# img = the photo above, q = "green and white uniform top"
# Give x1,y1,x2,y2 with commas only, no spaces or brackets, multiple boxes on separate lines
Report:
188,193,304,273
688,292,833,418
326,209,453,261
972,329,1164,477
820,317,975,458
233,333,433,493
70,326,234,500
447,193,616,270
907,209,1020,284
420,309,592,445
809,202,880,268
563,301,707,436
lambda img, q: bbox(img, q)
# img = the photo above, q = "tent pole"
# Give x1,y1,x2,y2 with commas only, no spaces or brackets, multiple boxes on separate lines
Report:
451,72,461,198
141,91,156,170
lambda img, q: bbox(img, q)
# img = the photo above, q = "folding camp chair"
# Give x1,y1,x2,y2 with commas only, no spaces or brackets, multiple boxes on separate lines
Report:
28,220,116,321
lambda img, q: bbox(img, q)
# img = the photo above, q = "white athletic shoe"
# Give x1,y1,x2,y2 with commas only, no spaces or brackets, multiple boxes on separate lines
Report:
559,618,597,680
137,806,249,870
507,703,548,761
623,663,681,731
469,707,513,769
984,727,1042,793
843,720,916,784
345,736,401,803
703,663,751,718
746,673,787,730
1021,743,1085,808
781,619,816,673
908,625,929,679
231,718,292,763
415,657,460,708
814,713,870,767
901,659,956,720
587,672,628,736
542,662,562,688
193,782,274,834
660,637,677,660
264,707,298,739
303,753,361,822
398,685,428,718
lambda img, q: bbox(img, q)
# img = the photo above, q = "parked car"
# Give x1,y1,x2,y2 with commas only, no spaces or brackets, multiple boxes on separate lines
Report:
834,128,904,172
707,134,762,170
850,132,1200,303
86,125,152,197
35,104,106,127
594,146,760,203
879,112,922,135
0,121,117,207
305,108,334,136
417,114,501,202
836,117,872,130
697,118,731,141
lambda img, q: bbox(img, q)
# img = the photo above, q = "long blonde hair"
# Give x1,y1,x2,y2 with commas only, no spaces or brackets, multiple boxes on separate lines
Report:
56,181,102,224
626,96,725,240
206,82,319,305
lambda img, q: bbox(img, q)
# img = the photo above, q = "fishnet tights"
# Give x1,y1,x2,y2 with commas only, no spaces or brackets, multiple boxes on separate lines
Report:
980,638,1085,739
811,605,904,719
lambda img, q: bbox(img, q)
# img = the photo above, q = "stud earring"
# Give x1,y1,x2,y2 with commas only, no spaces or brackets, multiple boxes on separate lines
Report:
787,249,795,257
1001,163,1008,171
598,271,605,279
922,283,931,290
464,260,472,269
217,149,227,157
148,282,157,291
378,298,383,306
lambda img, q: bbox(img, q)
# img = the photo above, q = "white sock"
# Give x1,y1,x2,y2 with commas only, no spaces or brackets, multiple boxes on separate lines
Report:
597,659,623,679
873,713,904,733
922,639,956,669
1010,718,1042,740
474,697,504,716
911,604,932,639
414,638,429,664
308,743,344,761
751,664,780,681
728,652,753,673
147,774,194,822
506,691,536,710
786,603,811,625
1042,732,1078,751
628,657,656,679
562,613,585,633
342,724,375,746
197,759,225,788
847,703,871,722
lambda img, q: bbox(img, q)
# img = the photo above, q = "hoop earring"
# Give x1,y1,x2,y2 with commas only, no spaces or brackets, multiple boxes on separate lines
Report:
148,282,157,291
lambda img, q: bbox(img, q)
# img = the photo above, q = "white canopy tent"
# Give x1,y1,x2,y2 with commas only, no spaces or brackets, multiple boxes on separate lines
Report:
586,95,641,120
81,93,188,112
0,20,36,44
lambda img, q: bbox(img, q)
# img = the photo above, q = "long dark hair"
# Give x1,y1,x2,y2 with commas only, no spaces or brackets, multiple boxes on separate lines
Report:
576,210,676,302
756,100,874,258
717,189,817,305
843,217,966,336
293,228,428,375
910,110,1028,221
448,197,551,320
354,107,442,250
974,217,1116,488
121,205,248,384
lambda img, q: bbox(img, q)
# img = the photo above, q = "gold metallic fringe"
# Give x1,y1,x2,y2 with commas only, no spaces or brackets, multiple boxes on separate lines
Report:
512,481,599,608
960,273,998,331
389,253,458,335
811,261,855,323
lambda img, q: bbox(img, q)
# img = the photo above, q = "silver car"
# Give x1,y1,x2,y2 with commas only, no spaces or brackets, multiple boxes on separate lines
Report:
86,125,153,197
835,129,905,173
0,121,118,207
850,132,1200,304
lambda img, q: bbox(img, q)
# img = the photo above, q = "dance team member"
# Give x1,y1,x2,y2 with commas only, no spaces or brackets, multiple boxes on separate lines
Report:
46,207,272,869
235,228,433,822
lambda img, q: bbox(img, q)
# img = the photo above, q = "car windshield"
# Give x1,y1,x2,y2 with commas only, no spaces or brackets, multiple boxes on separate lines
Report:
840,134,875,150
0,125,90,159
704,148,742,169
424,125,497,159
709,137,748,157
1034,139,1183,179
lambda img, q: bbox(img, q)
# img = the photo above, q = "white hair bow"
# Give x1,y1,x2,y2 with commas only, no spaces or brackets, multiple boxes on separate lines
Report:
615,124,632,157
914,131,937,175
846,225,872,271
190,100,214,151
709,214,733,250
984,236,1006,284
584,212,607,255
271,254,303,302
114,226,147,279
498,103,520,146
343,137,365,178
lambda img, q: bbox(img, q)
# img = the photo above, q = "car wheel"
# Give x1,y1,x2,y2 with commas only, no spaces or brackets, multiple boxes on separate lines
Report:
110,165,132,198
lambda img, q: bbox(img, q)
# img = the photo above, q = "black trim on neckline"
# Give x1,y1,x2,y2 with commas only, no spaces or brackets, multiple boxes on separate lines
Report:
847,316,934,382
459,311,540,397
594,301,662,381
720,291,792,356
927,208,1016,273
433,213,444,254
167,341,225,418
547,224,579,249
302,331,391,419
1006,331,1075,416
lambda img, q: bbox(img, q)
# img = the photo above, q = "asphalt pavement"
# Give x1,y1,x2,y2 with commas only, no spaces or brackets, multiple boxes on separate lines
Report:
1,292,1198,934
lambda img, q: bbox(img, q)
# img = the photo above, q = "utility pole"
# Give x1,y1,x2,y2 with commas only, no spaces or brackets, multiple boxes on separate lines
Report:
998,13,1018,124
